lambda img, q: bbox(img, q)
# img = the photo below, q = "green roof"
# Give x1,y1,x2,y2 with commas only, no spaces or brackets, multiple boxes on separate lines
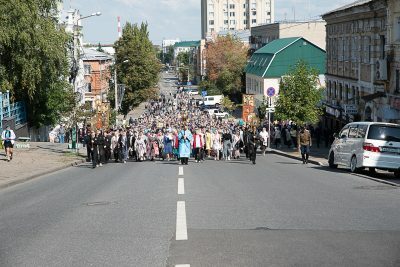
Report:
254,37,300,54
174,41,200,48
245,37,326,78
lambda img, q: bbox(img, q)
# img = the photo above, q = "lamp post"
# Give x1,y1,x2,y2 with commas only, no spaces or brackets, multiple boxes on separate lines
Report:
71,11,101,152
114,59,129,112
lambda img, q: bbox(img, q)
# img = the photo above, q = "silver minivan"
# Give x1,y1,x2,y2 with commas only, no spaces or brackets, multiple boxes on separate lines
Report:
328,122,400,177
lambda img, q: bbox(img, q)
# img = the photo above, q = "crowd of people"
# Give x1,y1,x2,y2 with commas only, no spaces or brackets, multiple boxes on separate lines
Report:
82,90,280,169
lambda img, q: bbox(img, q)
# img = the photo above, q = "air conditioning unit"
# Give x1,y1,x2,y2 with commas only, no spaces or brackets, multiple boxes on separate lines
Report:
375,59,388,81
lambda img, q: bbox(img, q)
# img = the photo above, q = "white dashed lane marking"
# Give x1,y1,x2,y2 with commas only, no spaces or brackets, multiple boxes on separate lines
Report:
178,178,185,195
176,201,188,240
175,265,190,267
179,166,184,176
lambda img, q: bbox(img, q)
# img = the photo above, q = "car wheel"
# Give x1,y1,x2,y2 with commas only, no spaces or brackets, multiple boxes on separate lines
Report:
394,170,400,178
368,167,376,174
328,152,338,169
350,155,358,173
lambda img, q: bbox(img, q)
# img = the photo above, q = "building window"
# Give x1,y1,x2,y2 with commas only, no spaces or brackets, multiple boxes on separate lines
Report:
267,12,271,16
396,70,400,93
84,65,91,75
395,17,400,41
244,20,248,25
209,12,214,17
224,20,228,25
243,3,247,9
380,35,385,59
252,19,257,24
230,20,236,25
224,12,228,17
210,28,214,32
208,3,214,11
252,11,257,16
251,3,256,9
229,4,235,9
85,82,92,92
209,20,214,25
229,12,235,17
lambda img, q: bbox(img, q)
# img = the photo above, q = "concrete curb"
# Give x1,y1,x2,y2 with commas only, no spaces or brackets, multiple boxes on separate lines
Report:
269,149,325,166
0,157,86,190
269,149,400,187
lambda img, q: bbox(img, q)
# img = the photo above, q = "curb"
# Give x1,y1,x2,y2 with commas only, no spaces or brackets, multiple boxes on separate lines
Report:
0,158,86,190
269,149,400,187
269,149,325,166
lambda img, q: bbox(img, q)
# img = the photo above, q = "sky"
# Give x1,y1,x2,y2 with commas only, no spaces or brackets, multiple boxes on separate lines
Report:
63,0,354,46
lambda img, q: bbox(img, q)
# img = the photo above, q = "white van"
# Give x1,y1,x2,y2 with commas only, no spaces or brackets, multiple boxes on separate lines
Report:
328,122,400,177
200,95,223,107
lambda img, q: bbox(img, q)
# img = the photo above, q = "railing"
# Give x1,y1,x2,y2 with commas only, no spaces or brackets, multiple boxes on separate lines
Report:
0,90,27,132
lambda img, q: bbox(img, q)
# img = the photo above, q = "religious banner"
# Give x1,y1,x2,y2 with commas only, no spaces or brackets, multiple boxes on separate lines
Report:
242,94,255,123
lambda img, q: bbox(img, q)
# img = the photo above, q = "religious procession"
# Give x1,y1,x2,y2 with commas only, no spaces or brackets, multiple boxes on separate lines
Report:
82,90,279,169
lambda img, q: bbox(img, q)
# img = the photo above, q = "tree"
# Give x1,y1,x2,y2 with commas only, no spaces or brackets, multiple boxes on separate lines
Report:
275,61,323,125
204,35,248,96
97,42,104,52
176,51,189,66
0,0,75,127
221,96,237,113
257,96,268,120
113,22,160,115
163,45,174,65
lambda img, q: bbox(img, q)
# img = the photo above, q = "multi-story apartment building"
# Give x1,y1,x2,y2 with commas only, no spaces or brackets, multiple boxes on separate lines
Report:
201,0,275,39
385,0,400,122
322,0,388,131
250,20,326,51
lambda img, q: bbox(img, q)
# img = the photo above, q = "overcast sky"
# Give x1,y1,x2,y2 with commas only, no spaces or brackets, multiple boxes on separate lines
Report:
63,0,354,45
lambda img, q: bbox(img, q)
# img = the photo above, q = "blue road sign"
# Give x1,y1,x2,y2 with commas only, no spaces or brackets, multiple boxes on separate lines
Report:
187,81,192,86
267,87,276,97
201,90,208,97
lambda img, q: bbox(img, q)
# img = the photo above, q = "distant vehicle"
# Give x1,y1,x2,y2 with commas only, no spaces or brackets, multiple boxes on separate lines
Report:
183,88,199,95
206,109,229,118
328,122,400,177
199,95,223,107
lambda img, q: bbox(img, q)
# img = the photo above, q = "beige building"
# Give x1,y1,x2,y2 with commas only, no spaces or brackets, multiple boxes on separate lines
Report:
201,0,275,39
385,0,400,122
322,0,388,130
250,21,326,50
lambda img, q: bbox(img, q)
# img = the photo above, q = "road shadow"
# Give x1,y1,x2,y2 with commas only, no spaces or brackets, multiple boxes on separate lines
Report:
309,166,400,185
274,162,301,165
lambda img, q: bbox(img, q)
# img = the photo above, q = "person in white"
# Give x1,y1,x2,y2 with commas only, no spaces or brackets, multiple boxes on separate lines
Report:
1,125,16,162
259,127,269,156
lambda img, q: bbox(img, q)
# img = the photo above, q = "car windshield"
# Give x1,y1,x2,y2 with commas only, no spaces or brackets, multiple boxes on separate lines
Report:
367,125,400,142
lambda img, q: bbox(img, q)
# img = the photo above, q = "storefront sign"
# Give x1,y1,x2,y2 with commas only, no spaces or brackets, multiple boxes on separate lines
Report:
344,104,358,115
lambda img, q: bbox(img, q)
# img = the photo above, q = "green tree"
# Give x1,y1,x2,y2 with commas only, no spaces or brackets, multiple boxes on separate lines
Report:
176,51,190,66
113,22,160,115
163,45,174,65
221,96,236,113
257,96,268,120
0,0,75,127
204,35,248,96
97,42,104,52
275,61,323,125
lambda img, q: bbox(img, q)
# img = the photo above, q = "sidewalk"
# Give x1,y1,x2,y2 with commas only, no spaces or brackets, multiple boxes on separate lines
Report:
0,142,86,189
270,143,330,166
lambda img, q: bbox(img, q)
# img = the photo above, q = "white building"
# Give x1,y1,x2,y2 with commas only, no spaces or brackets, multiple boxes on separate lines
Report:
201,0,275,39
162,39,181,54
64,9,86,105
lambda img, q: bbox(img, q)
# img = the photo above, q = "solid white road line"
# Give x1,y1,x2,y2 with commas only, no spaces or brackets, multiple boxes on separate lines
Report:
178,178,185,195
175,265,190,267
176,201,188,240
179,166,184,176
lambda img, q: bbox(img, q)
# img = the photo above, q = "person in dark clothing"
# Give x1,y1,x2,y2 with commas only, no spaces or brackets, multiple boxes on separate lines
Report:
104,130,112,163
90,131,98,169
222,129,233,160
248,126,259,165
243,127,250,159
96,130,106,166
85,130,93,162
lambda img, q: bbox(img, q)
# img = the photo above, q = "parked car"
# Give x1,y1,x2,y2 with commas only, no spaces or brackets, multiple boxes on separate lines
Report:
328,122,400,177
206,109,229,118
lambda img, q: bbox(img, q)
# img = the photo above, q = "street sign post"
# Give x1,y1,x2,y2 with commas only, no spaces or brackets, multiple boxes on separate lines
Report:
266,87,276,97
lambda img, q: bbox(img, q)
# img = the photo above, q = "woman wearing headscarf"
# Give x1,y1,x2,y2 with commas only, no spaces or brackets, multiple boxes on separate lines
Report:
178,125,193,165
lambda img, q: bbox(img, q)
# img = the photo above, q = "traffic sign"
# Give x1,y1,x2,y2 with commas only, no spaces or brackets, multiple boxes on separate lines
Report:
201,90,207,97
266,107,275,113
266,87,276,97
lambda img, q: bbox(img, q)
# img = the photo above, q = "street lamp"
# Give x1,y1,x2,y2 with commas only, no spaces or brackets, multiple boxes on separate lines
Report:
114,59,129,112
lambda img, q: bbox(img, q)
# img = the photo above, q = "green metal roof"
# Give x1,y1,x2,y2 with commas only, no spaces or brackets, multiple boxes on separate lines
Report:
246,37,326,78
174,41,200,48
254,37,300,55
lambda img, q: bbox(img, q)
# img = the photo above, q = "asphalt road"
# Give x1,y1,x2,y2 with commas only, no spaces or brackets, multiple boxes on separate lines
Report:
1,153,399,267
